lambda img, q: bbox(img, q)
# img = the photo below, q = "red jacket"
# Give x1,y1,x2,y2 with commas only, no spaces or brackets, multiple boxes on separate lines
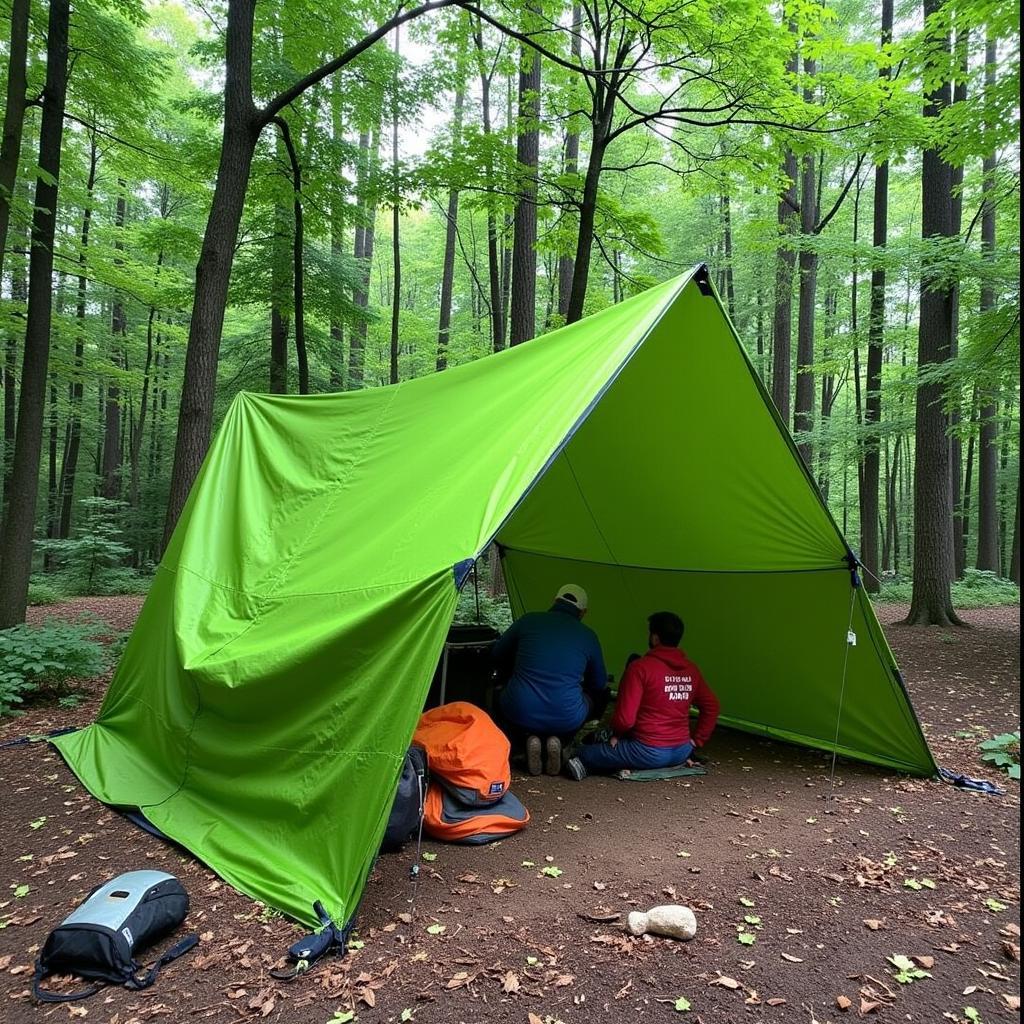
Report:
611,646,719,749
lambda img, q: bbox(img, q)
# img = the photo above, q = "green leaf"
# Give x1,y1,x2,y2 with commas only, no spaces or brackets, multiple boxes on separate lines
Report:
346,939,364,950
426,923,446,935
400,1011,414,1022
984,898,1007,912
521,860,535,867
903,879,922,890
329,1012,356,1023
421,852,437,862
526,955,539,966
674,995,692,1011
738,896,755,907
540,866,563,878
744,915,762,926
920,879,936,889
14,885,30,898
738,932,756,945
964,1009,983,1023
29,817,47,830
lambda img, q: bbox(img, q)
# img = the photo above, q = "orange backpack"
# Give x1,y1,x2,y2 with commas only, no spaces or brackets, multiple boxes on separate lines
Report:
422,786,529,845
413,702,511,806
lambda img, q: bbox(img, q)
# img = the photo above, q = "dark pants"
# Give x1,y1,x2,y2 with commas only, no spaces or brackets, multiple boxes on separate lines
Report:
494,691,600,752
579,738,695,774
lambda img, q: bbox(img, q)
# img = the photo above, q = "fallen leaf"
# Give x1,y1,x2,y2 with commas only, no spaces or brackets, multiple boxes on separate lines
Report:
501,971,520,994
710,975,741,989
553,973,574,987
859,998,881,1015
781,953,803,963
1001,994,1020,1010
360,986,375,1007
863,919,883,930
836,994,852,1010
766,997,787,1006
911,955,935,969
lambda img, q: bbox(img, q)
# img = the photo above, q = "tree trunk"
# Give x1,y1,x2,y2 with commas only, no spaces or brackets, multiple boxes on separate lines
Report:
861,0,893,592
557,3,582,322
961,392,976,562
274,117,307,394
0,0,29,282
509,42,540,344
794,49,818,468
57,135,98,539
436,76,466,371
906,0,961,626
101,185,128,499
270,194,290,394
329,77,345,389
949,28,969,578
771,28,799,422
162,0,259,550
1010,478,1020,585
975,35,999,573
0,0,70,626
350,127,379,390
2,182,28,511
389,31,401,385
721,192,736,322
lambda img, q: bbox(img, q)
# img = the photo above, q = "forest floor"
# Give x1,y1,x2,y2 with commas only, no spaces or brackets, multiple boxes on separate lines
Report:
1,598,1019,1024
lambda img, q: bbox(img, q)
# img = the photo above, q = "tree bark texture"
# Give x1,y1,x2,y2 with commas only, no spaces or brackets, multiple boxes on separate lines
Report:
0,0,30,283
0,0,70,626
906,0,961,626
509,43,540,344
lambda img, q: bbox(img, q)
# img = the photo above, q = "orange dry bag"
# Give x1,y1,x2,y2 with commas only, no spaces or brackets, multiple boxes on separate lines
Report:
413,701,511,806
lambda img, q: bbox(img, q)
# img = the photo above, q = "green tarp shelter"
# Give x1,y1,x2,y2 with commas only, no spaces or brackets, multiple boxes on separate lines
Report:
55,266,935,928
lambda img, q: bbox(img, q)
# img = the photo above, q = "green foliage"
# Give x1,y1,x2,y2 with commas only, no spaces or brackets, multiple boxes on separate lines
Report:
978,731,1020,781
0,620,106,715
454,587,512,632
37,498,146,597
877,570,1019,609
27,579,68,606
888,954,931,984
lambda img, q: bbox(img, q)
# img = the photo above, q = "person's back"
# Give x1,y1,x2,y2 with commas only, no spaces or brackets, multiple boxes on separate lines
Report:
612,645,716,749
497,605,604,734
565,610,719,781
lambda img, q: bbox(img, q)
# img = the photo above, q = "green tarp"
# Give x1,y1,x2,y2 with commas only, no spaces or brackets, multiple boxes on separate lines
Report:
54,267,935,927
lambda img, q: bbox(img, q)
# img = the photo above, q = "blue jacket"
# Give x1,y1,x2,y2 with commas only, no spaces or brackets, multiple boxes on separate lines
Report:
494,603,607,733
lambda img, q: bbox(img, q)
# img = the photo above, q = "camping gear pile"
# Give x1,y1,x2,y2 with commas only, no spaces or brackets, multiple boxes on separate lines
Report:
51,265,935,928
413,702,529,844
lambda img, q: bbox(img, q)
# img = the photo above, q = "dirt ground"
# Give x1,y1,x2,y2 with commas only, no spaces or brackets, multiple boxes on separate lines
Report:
1,598,1019,1024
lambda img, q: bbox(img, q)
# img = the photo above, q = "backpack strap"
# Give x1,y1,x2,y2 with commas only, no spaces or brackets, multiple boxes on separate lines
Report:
32,961,102,1004
127,934,200,991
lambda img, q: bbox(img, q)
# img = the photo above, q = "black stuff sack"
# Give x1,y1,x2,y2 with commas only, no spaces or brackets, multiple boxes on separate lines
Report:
33,870,198,1003
381,744,428,852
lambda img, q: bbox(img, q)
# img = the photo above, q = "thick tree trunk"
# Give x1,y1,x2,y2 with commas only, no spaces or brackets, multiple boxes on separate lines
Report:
906,0,961,626
162,0,259,551
274,117,307,394
565,133,606,324
509,44,540,344
975,36,999,574
0,0,29,281
0,0,70,626
3,184,28,511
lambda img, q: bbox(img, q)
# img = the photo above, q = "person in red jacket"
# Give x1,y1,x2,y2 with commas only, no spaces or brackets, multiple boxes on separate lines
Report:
565,611,719,780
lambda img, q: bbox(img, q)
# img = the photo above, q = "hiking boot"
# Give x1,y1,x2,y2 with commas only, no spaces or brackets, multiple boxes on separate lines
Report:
545,736,562,776
525,735,543,776
564,756,588,782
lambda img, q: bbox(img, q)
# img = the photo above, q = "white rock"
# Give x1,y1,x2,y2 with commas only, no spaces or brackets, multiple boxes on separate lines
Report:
627,904,697,940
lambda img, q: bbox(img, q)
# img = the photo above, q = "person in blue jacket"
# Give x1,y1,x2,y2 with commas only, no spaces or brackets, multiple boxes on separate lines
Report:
492,584,608,776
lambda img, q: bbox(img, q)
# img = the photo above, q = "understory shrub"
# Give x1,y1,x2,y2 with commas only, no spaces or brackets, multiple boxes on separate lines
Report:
36,497,149,597
0,619,107,715
979,731,1020,781
454,587,512,632
877,569,1019,608
27,579,67,606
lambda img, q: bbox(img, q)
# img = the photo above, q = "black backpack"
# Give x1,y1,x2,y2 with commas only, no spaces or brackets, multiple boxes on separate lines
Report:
33,871,197,1003
381,744,428,851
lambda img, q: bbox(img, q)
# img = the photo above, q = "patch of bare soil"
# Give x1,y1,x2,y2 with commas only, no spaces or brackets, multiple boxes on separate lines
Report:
1,601,1018,1024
